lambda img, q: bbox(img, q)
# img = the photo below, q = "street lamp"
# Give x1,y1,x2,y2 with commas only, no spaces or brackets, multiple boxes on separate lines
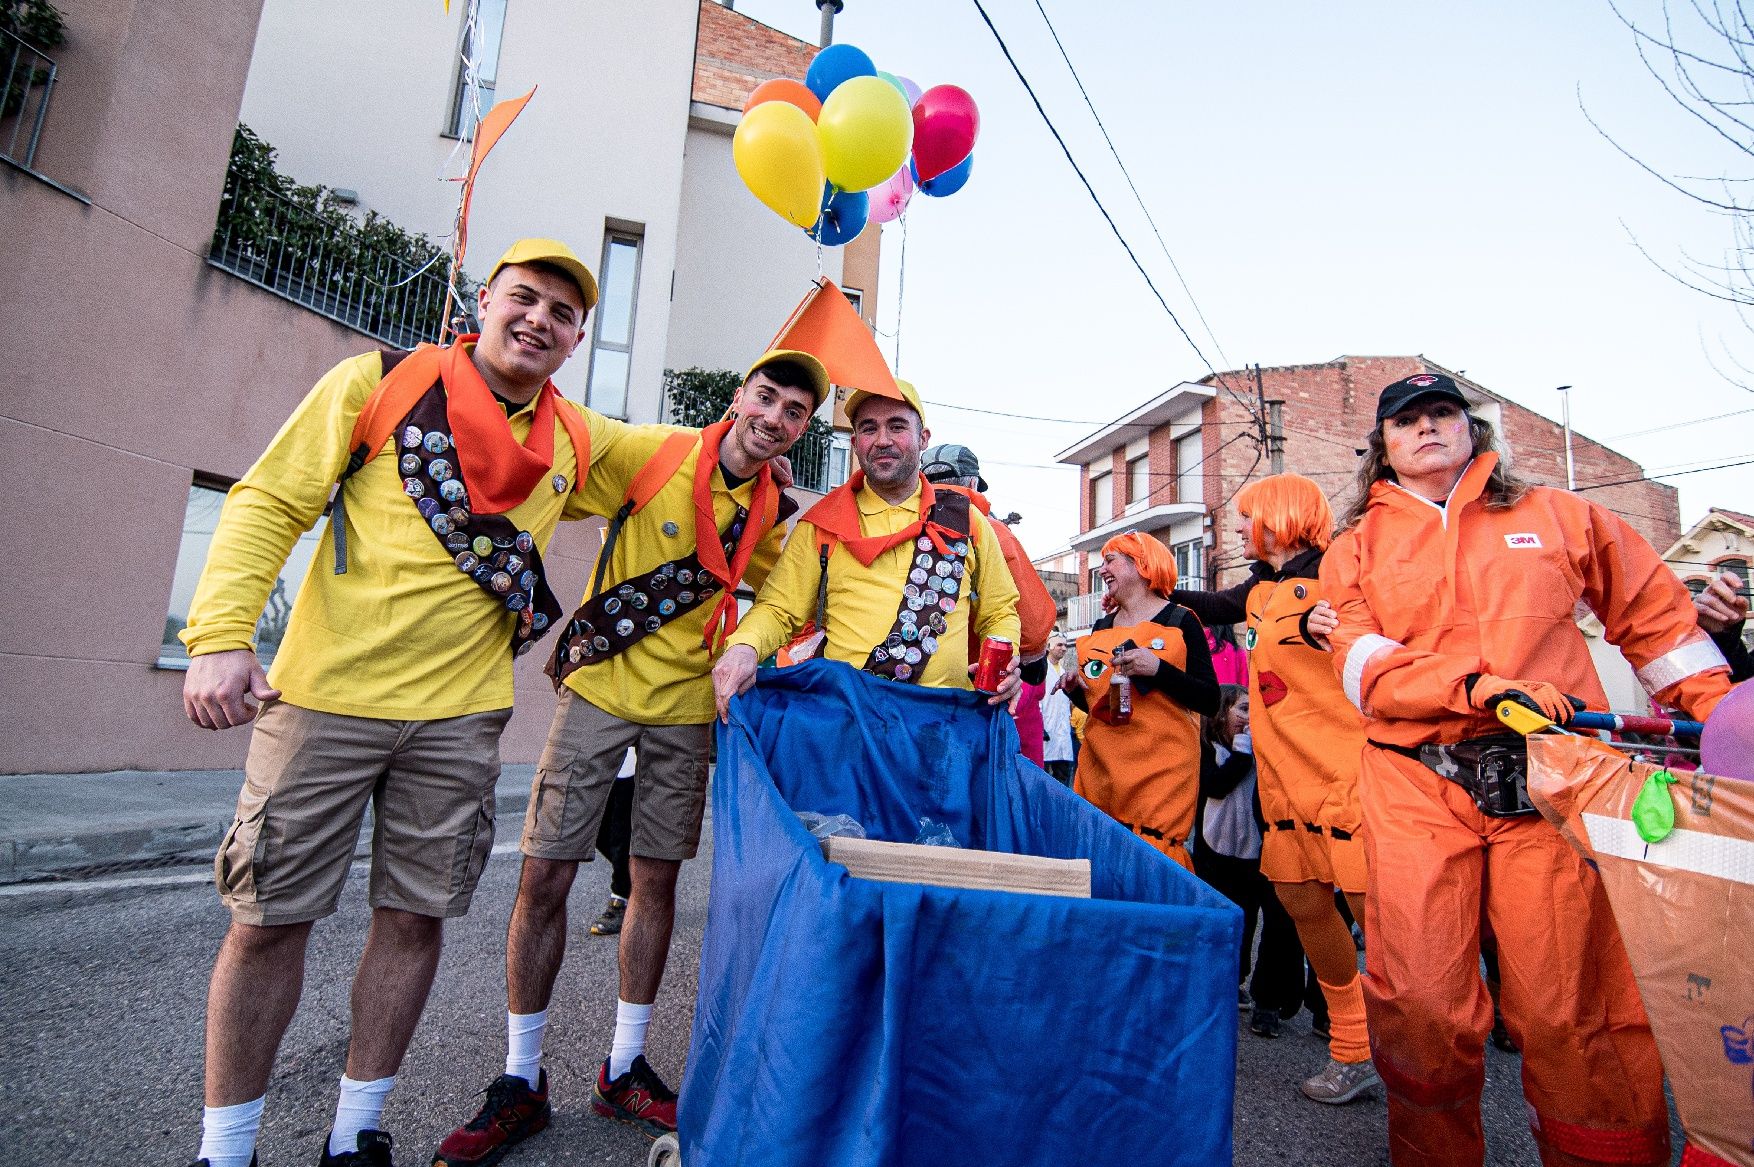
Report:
816,0,843,47
1557,385,1575,490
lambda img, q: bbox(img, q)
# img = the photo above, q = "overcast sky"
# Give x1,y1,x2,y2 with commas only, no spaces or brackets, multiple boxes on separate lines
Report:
730,0,1754,556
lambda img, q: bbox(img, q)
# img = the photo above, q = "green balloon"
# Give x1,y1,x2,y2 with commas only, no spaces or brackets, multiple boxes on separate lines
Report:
876,70,907,98
1631,769,1677,844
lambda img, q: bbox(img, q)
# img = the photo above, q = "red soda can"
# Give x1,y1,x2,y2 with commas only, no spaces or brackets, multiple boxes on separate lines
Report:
974,636,1013,692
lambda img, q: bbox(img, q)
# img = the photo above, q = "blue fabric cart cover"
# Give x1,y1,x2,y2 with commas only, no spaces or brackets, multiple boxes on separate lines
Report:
681,660,1241,1167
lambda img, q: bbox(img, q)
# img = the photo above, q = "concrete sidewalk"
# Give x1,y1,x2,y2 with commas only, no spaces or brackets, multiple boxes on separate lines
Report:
0,765,537,885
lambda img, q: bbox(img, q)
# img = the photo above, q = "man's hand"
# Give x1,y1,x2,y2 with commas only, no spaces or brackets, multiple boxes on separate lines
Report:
1695,570,1749,634
1110,647,1158,679
770,456,794,491
982,652,1023,711
184,649,279,730
1305,599,1339,648
1058,665,1086,695
712,644,759,724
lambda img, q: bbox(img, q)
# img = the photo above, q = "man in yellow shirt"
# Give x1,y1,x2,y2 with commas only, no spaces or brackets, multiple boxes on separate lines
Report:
178,240,610,1167
433,351,830,1163
713,381,1023,714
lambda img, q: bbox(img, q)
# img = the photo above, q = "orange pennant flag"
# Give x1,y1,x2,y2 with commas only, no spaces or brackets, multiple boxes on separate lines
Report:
454,86,535,269
769,278,901,403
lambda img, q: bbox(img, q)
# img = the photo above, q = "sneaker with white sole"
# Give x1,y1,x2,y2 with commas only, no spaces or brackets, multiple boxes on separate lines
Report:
1299,1057,1380,1104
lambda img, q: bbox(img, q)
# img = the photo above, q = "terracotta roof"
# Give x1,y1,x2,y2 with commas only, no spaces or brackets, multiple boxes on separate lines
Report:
693,1,817,110
1710,507,1754,528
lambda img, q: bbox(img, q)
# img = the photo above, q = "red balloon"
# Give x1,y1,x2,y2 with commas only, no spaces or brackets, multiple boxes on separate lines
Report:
910,84,979,182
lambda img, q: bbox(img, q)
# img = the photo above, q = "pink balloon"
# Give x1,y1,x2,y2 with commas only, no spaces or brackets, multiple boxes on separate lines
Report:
867,165,914,224
1701,679,1754,779
911,84,979,182
896,74,924,108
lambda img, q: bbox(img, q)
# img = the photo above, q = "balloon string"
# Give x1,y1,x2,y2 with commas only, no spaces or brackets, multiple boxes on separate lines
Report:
893,211,909,375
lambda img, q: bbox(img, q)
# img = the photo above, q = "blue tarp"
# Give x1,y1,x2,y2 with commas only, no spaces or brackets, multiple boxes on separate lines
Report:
680,659,1241,1167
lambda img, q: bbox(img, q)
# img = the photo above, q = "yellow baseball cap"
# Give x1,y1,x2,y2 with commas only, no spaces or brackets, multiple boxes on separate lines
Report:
488,238,599,314
845,378,925,427
745,348,833,408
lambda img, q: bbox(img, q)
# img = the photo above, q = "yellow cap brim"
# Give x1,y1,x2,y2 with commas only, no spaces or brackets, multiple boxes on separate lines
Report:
489,238,599,314
746,348,832,408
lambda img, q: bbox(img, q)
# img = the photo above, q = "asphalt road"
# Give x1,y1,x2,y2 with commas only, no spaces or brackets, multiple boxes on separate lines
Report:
0,831,1679,1166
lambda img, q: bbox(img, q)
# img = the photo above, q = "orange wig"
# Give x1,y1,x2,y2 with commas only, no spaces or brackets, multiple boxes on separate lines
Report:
1101,531,1178,597
1234,474,1334,557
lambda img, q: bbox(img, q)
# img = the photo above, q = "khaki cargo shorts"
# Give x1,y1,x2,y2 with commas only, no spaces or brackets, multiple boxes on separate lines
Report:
215,700,512,926
521,689,710,863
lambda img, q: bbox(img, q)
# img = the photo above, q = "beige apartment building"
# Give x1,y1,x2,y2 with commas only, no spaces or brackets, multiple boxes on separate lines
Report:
1,0,878,772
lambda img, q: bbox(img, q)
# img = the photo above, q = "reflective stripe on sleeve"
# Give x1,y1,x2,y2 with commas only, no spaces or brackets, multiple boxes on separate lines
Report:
1342,633,1402,712
1635,638,1727,696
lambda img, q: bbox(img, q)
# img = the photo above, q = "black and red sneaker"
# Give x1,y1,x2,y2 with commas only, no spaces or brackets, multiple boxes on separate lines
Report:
591,1055,677,1136
431,1072,551,1167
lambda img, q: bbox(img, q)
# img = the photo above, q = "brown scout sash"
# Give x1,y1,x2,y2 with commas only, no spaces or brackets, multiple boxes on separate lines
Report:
325,347,591,655
545,432,799,688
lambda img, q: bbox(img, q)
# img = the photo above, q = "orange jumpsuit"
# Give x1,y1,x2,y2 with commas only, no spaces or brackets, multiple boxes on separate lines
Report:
1322,454,1732,1167
1073,603,1219,870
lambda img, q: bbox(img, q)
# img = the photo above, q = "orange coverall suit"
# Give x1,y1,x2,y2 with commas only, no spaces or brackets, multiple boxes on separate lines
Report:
1073,603,1219,870
1322,453,1731,1167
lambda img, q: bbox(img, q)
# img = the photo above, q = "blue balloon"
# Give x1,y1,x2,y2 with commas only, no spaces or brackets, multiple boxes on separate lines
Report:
919,152,973,197
805,43,877,104
808,184,870,247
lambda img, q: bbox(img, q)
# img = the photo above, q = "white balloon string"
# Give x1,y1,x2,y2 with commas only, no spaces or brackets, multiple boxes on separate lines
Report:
893,211,909,375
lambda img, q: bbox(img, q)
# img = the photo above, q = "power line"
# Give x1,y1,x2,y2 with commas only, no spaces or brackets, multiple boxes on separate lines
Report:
1027,0,1236,375
965,0,1267,426
1573,456,1754,492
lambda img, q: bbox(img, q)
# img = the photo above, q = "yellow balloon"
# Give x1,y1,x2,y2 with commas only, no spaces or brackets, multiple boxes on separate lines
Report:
733,101,825,230
817,75,914,193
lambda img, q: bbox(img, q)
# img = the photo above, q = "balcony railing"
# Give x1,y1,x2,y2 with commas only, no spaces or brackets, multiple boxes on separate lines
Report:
2,28,56,172
1066,592,1106,633
209,177,462,349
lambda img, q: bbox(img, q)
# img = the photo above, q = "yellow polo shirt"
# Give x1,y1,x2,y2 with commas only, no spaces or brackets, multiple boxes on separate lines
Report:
180,350,623,719
564,428,786,725
729,483,1021,689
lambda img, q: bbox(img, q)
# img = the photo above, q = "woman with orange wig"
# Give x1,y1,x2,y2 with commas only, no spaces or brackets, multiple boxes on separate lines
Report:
1062,531,1219,871
1169,473,1380,1107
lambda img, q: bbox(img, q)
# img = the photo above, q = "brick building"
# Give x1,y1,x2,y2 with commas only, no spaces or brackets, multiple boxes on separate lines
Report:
1055,355,1682,636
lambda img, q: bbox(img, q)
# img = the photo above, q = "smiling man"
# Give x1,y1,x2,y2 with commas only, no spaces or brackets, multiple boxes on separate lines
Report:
432,350,829,1165
177,240,611,1167
712,380,1023,716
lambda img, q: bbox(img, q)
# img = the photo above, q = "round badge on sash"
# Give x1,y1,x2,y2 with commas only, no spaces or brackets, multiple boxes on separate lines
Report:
455,552,480,573
615,618,635,637
399,453,421,475
658,599,676,616
532,612,548,631
677,569,695,585
895,663,913,680
402,426,424,449
403,478,425,499
440,480,467,503
645,616,662,632
423,432,450,455
489,572,512,594
417,497,441,519
604,597,622,615
678,590,695,605
428,459,454,483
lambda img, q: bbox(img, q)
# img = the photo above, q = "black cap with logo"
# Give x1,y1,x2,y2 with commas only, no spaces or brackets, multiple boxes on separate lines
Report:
1375,372,1469,422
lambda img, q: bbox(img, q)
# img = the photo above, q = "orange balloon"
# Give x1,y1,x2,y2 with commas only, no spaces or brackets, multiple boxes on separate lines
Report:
744,78,823,122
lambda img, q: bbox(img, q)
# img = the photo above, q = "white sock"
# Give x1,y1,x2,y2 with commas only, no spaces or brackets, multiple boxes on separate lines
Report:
198,1096,264,1167
505,1009,548,1088
328,1074,395,1155
608,999,653,1079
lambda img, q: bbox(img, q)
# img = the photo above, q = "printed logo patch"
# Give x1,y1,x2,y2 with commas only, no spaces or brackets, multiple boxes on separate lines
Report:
1504,533,1542,549
1407,374,1439,387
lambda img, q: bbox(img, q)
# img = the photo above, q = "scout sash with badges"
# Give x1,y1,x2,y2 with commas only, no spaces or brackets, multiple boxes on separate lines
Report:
792,475,972,683
546,421,797,688
324,339,593,656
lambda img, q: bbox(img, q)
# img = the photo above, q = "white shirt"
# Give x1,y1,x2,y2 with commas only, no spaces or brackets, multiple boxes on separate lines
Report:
1200,739,1261,860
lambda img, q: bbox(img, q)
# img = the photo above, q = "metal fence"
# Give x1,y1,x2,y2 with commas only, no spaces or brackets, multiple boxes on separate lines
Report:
3,28,56,171
208,180,462,350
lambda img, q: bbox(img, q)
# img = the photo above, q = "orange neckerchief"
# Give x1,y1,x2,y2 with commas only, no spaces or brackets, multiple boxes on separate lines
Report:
441,336,559,515
801,471,969,567
694,420,781,652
